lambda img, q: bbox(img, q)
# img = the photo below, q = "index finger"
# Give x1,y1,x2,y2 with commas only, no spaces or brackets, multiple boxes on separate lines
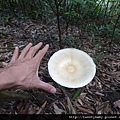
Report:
33,44,49,64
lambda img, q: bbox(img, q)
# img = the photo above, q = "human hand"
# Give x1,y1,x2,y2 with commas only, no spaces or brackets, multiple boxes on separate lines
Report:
4,42,56,94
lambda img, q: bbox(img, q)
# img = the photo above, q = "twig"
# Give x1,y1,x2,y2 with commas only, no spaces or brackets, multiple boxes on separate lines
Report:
111,13,120,41
54,0,62,49
0,90,29,102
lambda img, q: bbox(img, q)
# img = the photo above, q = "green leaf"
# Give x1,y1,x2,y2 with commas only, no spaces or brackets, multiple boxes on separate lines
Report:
95,44,100,49
72,89,81,99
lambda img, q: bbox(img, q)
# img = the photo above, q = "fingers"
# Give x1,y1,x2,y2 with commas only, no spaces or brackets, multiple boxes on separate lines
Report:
18,43,32,59
37,81,56,94
25,42,43,59
10,47,19,62
34,44,49,64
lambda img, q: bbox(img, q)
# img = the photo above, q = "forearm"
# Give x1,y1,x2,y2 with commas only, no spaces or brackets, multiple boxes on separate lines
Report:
0,68,15,91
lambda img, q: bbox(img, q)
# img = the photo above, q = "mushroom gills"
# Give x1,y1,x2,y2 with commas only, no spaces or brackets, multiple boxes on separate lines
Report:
48,48,96,88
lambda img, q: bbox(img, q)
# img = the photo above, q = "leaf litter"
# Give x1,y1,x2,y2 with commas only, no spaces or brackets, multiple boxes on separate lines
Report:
0,17,120,114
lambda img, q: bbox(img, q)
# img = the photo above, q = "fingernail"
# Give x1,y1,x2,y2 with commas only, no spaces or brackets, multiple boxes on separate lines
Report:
29,43,32,46
50,87,56,94
46,44,49,47
39,42,43,44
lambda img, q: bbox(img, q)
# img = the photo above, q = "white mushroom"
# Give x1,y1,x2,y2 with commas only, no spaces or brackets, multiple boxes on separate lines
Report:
48,48,96,88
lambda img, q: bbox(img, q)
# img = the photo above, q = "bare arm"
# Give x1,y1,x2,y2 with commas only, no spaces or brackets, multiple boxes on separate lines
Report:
0,42,56,94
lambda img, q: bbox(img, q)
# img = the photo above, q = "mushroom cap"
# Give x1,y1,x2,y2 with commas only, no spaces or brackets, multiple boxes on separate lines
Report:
48,48,96,88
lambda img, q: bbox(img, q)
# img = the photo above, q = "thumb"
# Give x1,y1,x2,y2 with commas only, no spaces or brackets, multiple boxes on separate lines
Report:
37,81,56,94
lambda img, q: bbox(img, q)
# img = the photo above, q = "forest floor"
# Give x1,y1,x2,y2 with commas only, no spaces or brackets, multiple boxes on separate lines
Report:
0,15,120,114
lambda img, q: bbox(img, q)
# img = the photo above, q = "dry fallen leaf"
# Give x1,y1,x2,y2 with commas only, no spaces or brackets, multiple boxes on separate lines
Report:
76,106,93,114
114,100,120,109
77,99,84,106
66,96,76,114
36,101,47,114
96,101,110,114
53,103,65,114
95,91,104,96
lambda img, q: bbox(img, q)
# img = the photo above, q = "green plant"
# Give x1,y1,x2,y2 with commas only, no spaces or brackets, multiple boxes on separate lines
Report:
0,0,119,44
0,0,51,20
1,15,11,23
